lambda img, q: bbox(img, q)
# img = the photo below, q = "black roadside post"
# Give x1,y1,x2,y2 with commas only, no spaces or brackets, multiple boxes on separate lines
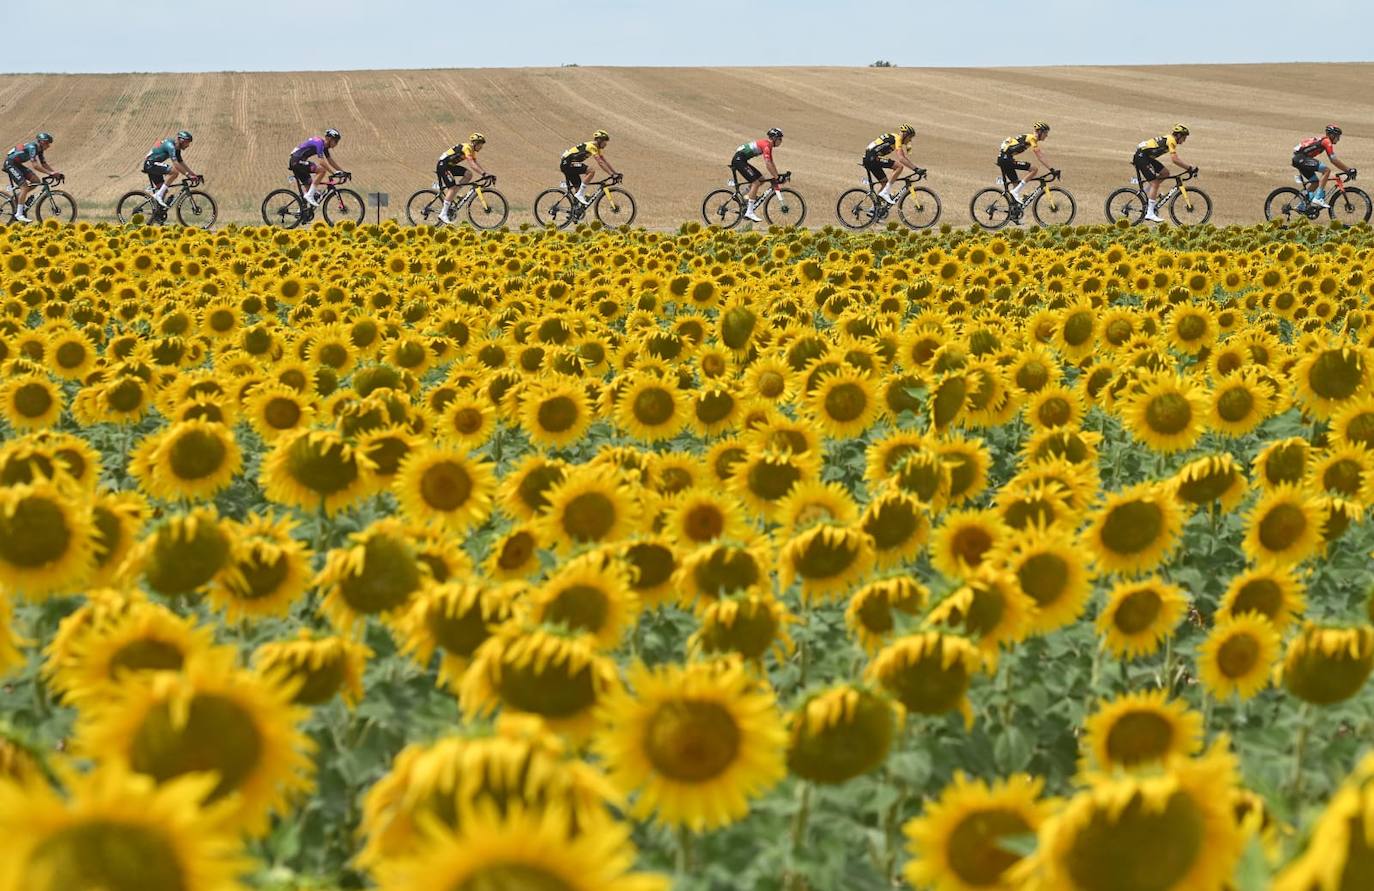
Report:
369,192,389,225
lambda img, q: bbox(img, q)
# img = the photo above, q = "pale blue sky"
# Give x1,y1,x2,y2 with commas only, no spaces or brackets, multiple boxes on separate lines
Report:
8,0,1372,72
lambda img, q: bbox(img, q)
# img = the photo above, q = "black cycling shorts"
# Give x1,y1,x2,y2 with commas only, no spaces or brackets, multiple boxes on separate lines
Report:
561,159,587,191
437,162,468,189
289,159,317,188
997,154,1030,185
1133,152,1166,183
3,163,31,188
143,160,172,187
731,151,762,184
863,152,895,184
1293,154,1324,183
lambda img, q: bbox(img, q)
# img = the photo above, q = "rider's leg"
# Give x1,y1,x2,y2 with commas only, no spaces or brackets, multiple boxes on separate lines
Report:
1316,163,1332,200
15,171,38,219
158,169,180,204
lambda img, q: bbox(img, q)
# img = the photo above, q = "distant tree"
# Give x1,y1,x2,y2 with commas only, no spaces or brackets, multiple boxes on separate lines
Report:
870,60,896,68
562,63,580,67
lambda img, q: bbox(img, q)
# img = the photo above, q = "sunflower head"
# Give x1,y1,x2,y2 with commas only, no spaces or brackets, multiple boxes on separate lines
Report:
786,685,898,785
1282,623,1374,705
1080,690,1202,776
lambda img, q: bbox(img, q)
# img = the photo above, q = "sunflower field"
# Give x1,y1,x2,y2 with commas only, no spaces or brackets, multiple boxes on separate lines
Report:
2,217,1374,891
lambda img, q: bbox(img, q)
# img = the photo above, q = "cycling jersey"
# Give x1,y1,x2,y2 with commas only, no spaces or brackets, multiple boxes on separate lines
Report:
146,138,182,164
999,134,1038,156
736,138,774,162
440,142,478,165
866,133,899,156
1294,136,1337,159
562,142,602,163
290,136,330,164
1136,135,1178,159
5,142,44,166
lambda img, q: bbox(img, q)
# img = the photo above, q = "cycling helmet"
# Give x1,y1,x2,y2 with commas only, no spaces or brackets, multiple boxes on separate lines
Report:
176,130,193,143
898,123,916,137
593,129,610,141
767,127,784,140
1327,124,1343,138
1033,121,1050,133
1172,124,1190,136
324,128,341,140
469,132,486,144
35,132,52,144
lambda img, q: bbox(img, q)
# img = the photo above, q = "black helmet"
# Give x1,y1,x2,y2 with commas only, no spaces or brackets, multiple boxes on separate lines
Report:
1327,123,1343,138
325,128,341,140
35,132,53,144
767,127,784,140
176,130,193,143
1033,120,1050,133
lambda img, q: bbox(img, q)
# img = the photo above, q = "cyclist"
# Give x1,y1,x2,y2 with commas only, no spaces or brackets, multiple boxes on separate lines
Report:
289,129,346,207
4,132,60,224
560,130,618,206
144,131,200,208
1293,124,1354,209
732,127,784,222
437,133,489,224
1133,124,1195,222
998,122,1052,202
864,124,920,205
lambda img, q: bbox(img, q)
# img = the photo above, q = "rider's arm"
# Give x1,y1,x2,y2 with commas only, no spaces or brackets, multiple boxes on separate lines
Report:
895,147,913,168
1329,151,1352,173
1169,151,1190,170
1032,147,1049,169
173,158,196,178
468,153,488,176
596,153,617,177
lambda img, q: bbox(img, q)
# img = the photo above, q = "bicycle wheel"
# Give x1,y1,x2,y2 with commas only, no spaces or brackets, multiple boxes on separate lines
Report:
0,196,12,226
1329,187,1373,225
702,189,743,228
1104,187,1147,224
1168,187,1212,226
969,188,1014,229
406,189,443,226
176,190,217,229
116,191,160,225
1033,188,1076,226
764,188,806,227
262,189,306,228
467,188,510,229
898,187,942,230
835,188,878,230
534,188,579,228
33,189,77,223
324,187,365,225
1262,187,1308,222
595,187,637,228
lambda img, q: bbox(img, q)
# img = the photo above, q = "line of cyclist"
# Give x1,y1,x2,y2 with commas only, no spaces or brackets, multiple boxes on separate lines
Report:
3,121,1358,224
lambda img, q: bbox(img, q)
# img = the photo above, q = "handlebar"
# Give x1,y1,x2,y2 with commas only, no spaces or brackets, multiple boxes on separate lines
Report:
1339,168,1358,182
771,171,792,185
475,173,497,186
41,174,63,185
330,171,352,184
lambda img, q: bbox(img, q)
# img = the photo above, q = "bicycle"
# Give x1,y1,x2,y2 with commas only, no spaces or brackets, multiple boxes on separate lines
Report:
1264,169,1371,224
532,174,636,229
1,174,77,224
1105,168,1212,226
406,174,509,229
260,171,365,228
969,169,1075,230
836,166,941,230
115,175,217,229
702,171,806,228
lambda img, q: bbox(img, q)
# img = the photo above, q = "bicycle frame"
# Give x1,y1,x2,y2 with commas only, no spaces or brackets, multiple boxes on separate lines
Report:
732,171,791,202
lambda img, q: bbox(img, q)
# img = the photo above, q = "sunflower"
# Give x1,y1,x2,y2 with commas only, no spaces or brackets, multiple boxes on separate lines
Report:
1216,564,1306,630
1122,373,1208,454
1096,576,1189,659
1170,453,1249,513
616,372,686,443
88,490,148,586
0,598,22,677
664,489,751,547
499,454,568,521
1310,444,1374,505
1025,383,1084,433
50,602,218,704
1293,343,1368,419
935,434,992,505
1002,525,1094,634
1207,371,1273,437
0,373,63,430
207,513,310,620
539,465,643,554
786,684,898,784
1083,483,1184,576
1330,394,1374,450
865,631,982,725
996,481,1078,532
398,581,519,688
773,479,858,535
1036,745,1244,891
1274,754,1374,891
462,621,621,738
76,660,314,836
845,577,928,653
0,766,248,891
743,355,796,404
317,519,428,630
1080,690,1202,775
595,658,786,831
806,368,880,438
244,383,316,442
138,420,243,502
1252,437,1310,491
903,772,1052,891
394,445,496,533
1243,484,1323,566
930,509,1008,581
779,523,875,602
260,428,376,515
1197,614,1280,701
729,448,818,519
530,551,638,650
926,568,1035,665
0,478,95,599
1281,623,1374,705
520,377,593,448
375,802,667,891
485,522,543,580
356,424,420,483
861,489,931,569
255,631,371,706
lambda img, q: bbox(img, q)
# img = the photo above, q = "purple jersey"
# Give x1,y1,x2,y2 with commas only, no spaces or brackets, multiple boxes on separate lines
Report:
290,136,329,164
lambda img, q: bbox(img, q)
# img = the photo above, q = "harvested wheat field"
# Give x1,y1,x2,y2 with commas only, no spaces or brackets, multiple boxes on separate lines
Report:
0,62,1371,224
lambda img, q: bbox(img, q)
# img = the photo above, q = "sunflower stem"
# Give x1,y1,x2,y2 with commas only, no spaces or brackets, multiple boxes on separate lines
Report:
790,780,813,852
1289,703,1314,806
675,825,694,876
1160,635,1174,694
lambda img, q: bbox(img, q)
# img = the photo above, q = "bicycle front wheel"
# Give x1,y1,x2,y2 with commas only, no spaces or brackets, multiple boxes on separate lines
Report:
534,188,579,228
702,190,743,228
969,188,1014,229
33,190,77,223
262,189,306,228
1168,187,1212,226
116,191,161,225
324,188,366,225
595,187,637,228
1033,188,1076,226
898,187,941,230
765,188,806,227
1329,187,1373,225
406,189,442,226
177,190,217,229
468,188,510,229
1105,187,1147,224
835,188,878,230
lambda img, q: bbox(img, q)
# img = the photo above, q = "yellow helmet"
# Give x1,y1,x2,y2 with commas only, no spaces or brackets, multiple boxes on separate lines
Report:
1172,123,1190,137
898,123,915,137
593,129,610,141
469,133,486,144
1033,120,1050,133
